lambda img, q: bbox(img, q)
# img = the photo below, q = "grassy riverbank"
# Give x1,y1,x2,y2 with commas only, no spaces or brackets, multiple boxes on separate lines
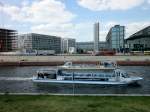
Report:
0,95,150,112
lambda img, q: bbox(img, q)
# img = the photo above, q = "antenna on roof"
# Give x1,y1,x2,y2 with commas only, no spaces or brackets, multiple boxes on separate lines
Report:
0,1,4,28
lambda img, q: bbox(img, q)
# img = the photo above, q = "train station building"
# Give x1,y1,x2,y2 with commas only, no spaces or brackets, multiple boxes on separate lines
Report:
126,26,150,51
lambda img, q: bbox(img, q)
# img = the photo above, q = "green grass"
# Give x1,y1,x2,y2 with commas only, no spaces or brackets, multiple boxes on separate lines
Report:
0,95,150,112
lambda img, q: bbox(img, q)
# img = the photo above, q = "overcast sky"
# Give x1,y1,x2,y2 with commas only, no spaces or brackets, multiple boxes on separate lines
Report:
0,0,150,42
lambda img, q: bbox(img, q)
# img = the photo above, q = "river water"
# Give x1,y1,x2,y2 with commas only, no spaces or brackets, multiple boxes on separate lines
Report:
0,66,150,94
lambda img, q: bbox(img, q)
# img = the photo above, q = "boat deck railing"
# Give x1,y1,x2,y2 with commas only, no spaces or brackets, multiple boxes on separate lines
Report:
59,65,116,70
60,61,118,70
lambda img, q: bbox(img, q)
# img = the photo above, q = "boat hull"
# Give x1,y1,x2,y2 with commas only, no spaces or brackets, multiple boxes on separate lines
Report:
32,79,138,85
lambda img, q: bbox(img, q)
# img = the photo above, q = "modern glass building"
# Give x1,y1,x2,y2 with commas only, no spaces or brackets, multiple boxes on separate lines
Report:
106,25,125,52
19,33,61,53
126,26,150,51
0,28,18,52
94,22,100,52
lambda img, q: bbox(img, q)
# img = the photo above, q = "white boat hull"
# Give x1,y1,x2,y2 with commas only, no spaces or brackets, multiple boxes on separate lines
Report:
32,78,141,85
33,61,143,85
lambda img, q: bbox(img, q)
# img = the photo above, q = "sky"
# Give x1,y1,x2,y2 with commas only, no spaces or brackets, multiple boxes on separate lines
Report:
0,0,150,42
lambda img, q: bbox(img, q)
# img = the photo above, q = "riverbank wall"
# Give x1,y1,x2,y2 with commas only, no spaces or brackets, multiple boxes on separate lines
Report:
0,61,150,66
0,56,150,66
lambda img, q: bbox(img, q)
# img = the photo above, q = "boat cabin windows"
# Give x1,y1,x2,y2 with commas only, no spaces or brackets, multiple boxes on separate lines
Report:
37,70,56,79
58,70,116,79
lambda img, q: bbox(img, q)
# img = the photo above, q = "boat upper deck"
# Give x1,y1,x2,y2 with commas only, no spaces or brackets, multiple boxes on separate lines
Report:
58,65,116,71
59,61,118,70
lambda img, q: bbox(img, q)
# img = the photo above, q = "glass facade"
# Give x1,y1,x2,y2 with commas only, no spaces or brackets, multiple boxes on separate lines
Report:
106,25,125,51
19,33,61,53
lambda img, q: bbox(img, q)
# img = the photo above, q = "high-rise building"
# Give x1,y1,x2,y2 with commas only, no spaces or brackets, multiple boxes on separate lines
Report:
19,33,61,53
106,25,125,51
61,38,76,53
94,22,100,52
0,28,18,52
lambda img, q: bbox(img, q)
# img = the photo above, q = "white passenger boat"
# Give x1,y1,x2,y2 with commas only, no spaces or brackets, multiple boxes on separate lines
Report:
32,61,143,85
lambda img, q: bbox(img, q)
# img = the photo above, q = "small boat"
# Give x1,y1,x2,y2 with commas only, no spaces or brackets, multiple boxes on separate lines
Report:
32,61,143,85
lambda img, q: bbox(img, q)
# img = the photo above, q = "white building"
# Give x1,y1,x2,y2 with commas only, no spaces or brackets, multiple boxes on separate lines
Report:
61,38,76,53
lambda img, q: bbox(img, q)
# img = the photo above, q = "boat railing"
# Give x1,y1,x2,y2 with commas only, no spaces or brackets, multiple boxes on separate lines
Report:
62,61,118,69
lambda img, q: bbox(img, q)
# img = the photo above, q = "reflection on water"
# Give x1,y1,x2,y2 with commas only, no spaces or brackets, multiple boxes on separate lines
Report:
0,66,149,94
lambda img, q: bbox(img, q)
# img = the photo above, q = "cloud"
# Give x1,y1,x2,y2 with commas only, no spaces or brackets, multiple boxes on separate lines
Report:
126,22,150,38
1,0,75,24
77,0,145,11
31,23,76,38
104,21,119,29
32,22,99,42
74,22,94,41
0,0,76,38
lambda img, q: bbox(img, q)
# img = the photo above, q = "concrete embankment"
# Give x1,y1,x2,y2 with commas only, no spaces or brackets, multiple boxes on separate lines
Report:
0,56,150,66
0,61,150,66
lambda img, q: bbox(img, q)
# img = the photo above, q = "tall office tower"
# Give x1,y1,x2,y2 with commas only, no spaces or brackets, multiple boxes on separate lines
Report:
94,22,99,52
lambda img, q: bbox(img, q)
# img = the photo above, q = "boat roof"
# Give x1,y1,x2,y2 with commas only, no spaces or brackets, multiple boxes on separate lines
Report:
58,66,115,70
